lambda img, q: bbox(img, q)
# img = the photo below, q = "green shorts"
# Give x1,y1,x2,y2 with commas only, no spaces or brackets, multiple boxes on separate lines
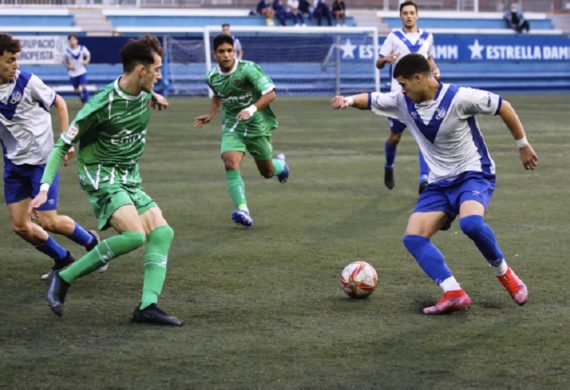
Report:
79,164,156,230
220,132,273,161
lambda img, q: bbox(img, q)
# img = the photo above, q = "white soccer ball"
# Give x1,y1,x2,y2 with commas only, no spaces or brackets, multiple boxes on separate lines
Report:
339,261,378,299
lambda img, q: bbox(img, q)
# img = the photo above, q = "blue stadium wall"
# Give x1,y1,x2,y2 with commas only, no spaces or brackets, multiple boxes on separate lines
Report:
24,34,570,96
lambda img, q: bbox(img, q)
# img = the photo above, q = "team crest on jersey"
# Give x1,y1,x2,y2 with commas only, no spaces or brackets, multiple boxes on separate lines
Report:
9,91,23,105
234,79,243,86
62,125,79,144
410,111,419,119
435,107,447,120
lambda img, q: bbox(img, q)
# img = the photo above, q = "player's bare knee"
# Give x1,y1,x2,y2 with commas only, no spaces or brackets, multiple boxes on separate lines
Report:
11,222,32,238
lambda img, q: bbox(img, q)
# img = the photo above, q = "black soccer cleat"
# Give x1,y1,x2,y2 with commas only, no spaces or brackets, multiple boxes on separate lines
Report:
440,214,457,231
85,229,100,252
384,167,395,190
132,303,183,326
41,252,75,281
46,272,70,317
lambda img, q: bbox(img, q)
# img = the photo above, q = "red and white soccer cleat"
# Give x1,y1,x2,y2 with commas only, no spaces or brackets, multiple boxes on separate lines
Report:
423,290,472,315
497,267,528,305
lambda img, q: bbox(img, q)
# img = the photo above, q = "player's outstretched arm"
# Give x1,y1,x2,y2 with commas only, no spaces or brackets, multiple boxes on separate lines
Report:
498,99,538,170
376,52,399,70
331,93,370,110
236,89,276,121
428,56,441,80
194,95,221,128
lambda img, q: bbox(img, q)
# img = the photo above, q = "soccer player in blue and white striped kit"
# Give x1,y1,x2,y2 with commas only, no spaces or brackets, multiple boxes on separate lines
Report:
332,53,538,314
376,0,440,193
0,34,103,279
63,34,91,104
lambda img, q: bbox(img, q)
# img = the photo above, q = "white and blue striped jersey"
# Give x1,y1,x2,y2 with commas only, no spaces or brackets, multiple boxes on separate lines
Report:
369,83,502,183
64,44,90,78
0,70,57,165
379,29,435,93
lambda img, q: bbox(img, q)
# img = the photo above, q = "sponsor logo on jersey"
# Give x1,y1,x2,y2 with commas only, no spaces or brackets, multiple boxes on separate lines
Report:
110,128,147,145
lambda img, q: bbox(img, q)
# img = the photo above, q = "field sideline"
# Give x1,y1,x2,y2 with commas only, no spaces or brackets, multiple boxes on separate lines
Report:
1,96,569,389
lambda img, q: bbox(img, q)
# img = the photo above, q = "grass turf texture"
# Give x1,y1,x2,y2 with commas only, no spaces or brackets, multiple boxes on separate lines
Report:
1,96,569,389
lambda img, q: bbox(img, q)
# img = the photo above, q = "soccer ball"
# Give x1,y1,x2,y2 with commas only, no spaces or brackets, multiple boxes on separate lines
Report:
339,261,378,299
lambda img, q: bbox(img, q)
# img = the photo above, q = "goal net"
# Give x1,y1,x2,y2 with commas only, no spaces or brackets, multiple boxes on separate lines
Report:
166,26,379,97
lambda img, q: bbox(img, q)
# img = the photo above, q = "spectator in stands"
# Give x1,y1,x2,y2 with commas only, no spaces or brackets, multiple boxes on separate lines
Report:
256,0,276,26
273,0,288,26
503,3,530,33
288,0,306,26
313,0,332,26
298,0,313,22
332,0,346,26
221,23,243,60
63,34,91,104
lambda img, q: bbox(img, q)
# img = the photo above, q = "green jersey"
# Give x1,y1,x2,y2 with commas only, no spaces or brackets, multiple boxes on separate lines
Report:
42,79,152,186
206,60,278,136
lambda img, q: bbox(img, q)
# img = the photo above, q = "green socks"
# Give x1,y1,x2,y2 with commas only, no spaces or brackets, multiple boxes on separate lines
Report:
140,226,174,310
60,230,146,284
272,158,286,176
225,169,247,210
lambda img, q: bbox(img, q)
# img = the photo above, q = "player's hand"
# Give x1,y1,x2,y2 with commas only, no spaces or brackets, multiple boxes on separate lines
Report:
432,68,441,80
386,52,399,64
236,109,252,121
519,144,538,170
149,93,169,111
194,114,211,128
331,95,350,110
64,146,75,167
29,191,48,220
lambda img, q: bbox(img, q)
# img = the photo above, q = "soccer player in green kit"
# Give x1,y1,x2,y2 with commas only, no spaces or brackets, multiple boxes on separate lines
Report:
194,34,289,227
29,35,182,326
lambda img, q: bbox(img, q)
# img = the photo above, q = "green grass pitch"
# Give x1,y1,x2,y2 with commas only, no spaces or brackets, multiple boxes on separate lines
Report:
1,95,569,388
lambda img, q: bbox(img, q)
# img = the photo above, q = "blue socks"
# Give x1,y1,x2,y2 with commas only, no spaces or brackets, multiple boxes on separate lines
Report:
67,223,95,248
403,235,452,285
385,140,396,168
459,215,504,266
80,89,89,103
36,236,69,264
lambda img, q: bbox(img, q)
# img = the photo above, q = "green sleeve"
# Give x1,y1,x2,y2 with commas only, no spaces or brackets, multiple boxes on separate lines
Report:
247,63,275,96
40,139,71,185
40,100,102,185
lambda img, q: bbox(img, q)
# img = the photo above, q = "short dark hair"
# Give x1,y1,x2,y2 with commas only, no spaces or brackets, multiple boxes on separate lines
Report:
213,34,233,51
222,23,230,28
67,34,78,40
120,35,164,73
0,33,21,57
393,53,431,79
399,1,418,13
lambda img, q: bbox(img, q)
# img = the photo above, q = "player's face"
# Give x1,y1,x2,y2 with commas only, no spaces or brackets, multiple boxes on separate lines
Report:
396,74,423,103
400,5,418,30
68,36,78,48
222,26,230,35
214,43,235,72
0,50,19,84
139,53,162,93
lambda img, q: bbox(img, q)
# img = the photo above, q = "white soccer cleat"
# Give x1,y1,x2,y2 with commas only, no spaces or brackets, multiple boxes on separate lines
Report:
232,209,253,227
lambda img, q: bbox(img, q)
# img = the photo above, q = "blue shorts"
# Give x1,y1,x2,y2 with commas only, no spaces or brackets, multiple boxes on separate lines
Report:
414,171,496,221
388,117,406,134
3,159,60,211
70,73,88,89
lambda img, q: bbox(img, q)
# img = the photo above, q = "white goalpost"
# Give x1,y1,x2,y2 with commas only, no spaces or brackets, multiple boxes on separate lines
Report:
166,26,380,97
